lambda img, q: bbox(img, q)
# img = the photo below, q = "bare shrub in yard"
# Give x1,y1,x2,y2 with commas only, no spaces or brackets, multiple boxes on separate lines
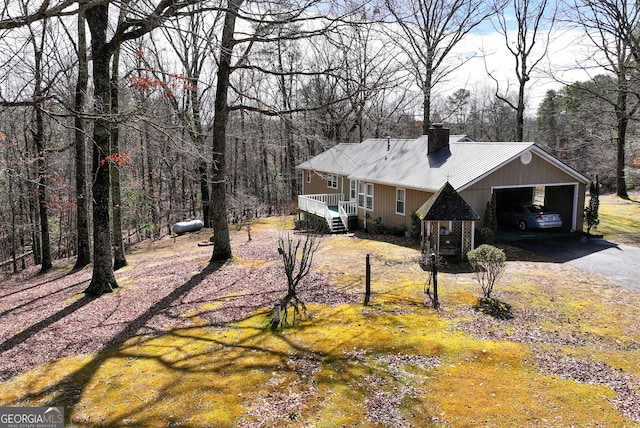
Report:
272,232,320,328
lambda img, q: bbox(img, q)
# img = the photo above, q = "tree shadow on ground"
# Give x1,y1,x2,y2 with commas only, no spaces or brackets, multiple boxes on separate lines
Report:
0,293,94,361
503,235,622,263
5,261,224,421
20,285,385,426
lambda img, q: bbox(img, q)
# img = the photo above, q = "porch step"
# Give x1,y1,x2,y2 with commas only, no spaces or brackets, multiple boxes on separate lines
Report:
330,217,347,233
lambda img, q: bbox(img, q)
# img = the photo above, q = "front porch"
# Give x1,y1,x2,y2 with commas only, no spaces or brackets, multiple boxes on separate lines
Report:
297,194,357,233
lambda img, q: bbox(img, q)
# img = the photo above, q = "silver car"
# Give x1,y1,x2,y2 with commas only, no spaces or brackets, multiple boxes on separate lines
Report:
498,203,563,231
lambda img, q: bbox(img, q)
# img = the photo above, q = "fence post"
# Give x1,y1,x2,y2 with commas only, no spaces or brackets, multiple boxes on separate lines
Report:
364,254,371,305
431,253,439,309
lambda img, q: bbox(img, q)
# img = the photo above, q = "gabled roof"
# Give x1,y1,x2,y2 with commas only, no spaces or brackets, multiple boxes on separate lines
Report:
415,182,481,221
295,141,382,176
296,135,468,179
348,138,540,191
296,135,590,192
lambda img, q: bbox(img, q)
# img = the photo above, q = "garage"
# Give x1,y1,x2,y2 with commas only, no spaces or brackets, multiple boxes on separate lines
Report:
494,184,578,232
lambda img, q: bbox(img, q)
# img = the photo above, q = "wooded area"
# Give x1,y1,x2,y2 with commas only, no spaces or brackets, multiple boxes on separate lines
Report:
1,0,639,293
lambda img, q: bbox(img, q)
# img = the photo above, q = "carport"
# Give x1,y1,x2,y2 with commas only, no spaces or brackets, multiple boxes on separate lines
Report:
494,183,580,231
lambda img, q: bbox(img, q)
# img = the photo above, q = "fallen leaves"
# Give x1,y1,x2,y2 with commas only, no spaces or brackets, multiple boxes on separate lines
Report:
535,351,640,423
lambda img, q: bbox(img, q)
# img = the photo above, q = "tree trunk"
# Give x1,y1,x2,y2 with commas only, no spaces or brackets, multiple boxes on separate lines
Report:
188,73,212,228
146,124,159,238
9,176,17,273
262,144,271,206
422,56,434,134
615,72,629,199
276,46,297,200
27,161,41,266
616,118,628,199
209,0,243,262
33,27,52,273
516,79,526,142
199,163,211,227
233,136,239,196
84,4,118,296
111,31,127,270
242,135,249,191
73,8,91,271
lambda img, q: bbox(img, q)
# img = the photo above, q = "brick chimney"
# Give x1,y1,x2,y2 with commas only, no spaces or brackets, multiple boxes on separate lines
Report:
427,123,450,154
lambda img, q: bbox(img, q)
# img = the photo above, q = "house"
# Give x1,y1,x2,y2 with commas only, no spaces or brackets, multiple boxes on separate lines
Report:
296,124,590,255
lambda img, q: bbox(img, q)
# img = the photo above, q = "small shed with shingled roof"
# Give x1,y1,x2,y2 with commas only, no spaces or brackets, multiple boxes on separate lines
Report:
415,181,481,259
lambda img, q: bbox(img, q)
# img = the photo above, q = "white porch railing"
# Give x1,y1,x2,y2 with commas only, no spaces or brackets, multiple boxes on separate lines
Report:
298,194,356,232
338,200,357,230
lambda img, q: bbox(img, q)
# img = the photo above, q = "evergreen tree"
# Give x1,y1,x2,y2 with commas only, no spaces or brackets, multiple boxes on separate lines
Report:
585,175,600,235
481,192,497,244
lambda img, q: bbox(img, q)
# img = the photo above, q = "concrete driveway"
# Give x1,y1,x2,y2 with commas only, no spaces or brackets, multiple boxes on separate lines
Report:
508,234,640,292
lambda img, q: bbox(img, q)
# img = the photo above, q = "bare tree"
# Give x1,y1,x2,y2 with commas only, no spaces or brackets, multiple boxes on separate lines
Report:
335,15,409,143
490,0,556,142
71,6,90,271
207,0,354,261
273,231,320,328
159,6,223,228
30,20,53,272
208,0,242,261
111,4,128,271
84,1,197,296
568,0,640,198
0,114,32,273
384,0,496,133
0,16,55,273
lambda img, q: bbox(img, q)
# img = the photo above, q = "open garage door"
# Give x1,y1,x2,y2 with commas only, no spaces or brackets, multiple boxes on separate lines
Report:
494,184,578,232
544,185,575,231
495,188,533,212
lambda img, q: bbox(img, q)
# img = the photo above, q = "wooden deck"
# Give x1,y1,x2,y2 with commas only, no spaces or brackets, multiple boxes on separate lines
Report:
298,195,357,232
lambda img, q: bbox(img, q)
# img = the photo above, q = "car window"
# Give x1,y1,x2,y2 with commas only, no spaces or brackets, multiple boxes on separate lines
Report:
528,204,546,213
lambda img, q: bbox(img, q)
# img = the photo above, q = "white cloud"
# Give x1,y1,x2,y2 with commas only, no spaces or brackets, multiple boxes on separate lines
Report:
442,27,606,112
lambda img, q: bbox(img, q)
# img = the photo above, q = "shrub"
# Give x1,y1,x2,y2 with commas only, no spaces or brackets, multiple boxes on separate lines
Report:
584,175,600,235
371,217,386,234
482,192,498,244
479,227,495,245
467,244,506,299
410,212,421,238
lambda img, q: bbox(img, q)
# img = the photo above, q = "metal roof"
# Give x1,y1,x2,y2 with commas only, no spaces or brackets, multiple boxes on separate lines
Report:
295,142,384,176
296,136,589,192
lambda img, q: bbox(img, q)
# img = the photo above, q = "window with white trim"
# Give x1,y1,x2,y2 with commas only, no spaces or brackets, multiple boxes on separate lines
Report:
358,182,365,208
350,180,357,201
365,183,374,210
396,188,406,215
327,174,338,189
